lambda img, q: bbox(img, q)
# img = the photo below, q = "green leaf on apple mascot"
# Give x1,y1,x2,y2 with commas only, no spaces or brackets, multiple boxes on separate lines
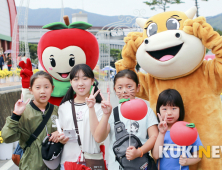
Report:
68,21,92,30
42,22,68,30
42,21,92,31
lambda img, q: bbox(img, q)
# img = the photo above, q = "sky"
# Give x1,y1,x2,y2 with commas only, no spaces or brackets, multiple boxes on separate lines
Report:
14,0,222,18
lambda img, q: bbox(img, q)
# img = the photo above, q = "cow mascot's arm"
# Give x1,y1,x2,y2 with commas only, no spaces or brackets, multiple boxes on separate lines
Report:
184,16,222,94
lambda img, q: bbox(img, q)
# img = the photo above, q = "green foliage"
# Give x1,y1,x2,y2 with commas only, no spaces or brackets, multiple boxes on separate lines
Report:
110,49,122,61
28,43,38,63
99,44,109,53
136,63,141,71
214,28,222,35
144,0,184,12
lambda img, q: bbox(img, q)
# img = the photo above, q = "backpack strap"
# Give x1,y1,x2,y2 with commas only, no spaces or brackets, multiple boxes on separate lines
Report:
113,106,128,141
24,104,54,151
113,106,121,124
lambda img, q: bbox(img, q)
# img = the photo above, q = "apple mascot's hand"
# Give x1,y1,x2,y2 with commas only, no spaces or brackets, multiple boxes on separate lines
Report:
19,58,33,88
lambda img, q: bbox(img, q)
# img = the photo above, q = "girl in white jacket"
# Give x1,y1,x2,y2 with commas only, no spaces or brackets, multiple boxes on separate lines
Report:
58,64,112,170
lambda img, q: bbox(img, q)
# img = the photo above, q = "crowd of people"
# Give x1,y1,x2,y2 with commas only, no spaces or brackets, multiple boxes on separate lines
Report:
0,47,12,71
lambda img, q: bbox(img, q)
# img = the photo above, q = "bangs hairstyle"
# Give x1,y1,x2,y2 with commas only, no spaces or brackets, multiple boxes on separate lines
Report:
60,64,102,105
156,89,185,122
114,69,139,87
30,71,53,88
70,64,94,80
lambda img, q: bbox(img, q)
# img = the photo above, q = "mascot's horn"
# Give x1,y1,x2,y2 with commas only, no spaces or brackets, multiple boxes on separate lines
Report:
136,18,147,28
185,6,197,19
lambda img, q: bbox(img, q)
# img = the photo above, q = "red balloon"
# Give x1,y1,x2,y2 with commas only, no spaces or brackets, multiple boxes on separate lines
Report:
120,99,148,121
170,121,198,146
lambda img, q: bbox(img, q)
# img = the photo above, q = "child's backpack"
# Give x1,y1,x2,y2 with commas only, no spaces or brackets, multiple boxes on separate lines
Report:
12,143,24,166
112,106,157,170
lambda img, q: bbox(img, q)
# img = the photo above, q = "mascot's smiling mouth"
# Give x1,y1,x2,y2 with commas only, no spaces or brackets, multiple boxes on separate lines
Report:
146,43,184,61
57,72,70,78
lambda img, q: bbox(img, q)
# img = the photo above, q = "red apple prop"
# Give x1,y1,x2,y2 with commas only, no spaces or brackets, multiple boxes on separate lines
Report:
120,99,148,120
38,22,99,81
170,121,198,146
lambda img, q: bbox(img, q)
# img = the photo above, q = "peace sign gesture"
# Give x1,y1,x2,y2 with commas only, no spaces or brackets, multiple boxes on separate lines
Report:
85,86,100,108
100,92,112,116
157,113,168,134
14,94,30,115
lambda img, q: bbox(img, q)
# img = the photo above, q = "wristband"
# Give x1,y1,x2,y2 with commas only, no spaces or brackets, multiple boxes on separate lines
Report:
138,147,143,157
13,111,18,115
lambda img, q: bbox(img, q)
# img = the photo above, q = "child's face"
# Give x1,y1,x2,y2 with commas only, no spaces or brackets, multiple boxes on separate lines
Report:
70,70,94,97
159,105,180,125
114,77,140,100
29,76,53,105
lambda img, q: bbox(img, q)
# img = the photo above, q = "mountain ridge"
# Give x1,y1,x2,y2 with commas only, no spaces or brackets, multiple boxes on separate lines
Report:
17,7,222,30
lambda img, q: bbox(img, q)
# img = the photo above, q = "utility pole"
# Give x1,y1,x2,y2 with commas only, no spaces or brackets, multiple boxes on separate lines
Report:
60,0,64,23
195,0,199,17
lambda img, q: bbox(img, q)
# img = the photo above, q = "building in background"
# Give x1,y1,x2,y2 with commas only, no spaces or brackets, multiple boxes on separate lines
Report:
0,0,17,52
19,12,141,69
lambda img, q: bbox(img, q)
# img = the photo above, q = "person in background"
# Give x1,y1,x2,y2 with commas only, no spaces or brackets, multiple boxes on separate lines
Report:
0,54,4,70
6,53,12,71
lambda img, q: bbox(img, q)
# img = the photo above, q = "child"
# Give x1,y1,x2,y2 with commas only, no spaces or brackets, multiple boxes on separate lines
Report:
58,64,112,170
108,69,159,169
152,89,202,170
1,71,59,170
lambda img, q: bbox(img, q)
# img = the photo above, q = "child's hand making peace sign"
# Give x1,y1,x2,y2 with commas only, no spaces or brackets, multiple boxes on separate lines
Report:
100,91,112,116
157,113,168,134
13,94,30,115
85,86,100,108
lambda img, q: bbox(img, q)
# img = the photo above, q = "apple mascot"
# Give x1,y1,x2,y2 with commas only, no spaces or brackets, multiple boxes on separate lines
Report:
19,16,99,106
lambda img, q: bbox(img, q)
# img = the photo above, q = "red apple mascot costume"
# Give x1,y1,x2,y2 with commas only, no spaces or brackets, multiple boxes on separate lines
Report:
19,16,99,106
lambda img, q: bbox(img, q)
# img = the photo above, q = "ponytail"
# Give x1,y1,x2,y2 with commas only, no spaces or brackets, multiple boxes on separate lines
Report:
93,81,102,103
60,86,75,105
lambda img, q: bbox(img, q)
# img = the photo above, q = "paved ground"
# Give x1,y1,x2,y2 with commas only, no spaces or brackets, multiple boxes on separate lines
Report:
0,142,19,170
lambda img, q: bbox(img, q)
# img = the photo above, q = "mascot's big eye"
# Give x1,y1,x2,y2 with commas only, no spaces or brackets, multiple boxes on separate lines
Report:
146,23,158,37
49,58,56,67
69,57,75,67
166,18,180,30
